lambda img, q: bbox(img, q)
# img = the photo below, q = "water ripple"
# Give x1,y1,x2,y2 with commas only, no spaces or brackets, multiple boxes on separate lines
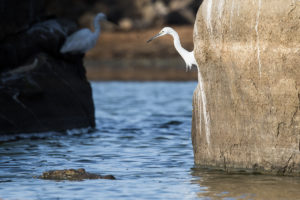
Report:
1,82,299,200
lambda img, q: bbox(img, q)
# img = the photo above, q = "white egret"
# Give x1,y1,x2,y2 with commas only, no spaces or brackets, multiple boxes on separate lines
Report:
147,27,211,146
147,27,197,71
60,13,106,54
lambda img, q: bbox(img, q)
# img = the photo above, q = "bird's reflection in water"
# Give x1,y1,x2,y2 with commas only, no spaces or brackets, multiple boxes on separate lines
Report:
191,168,300,200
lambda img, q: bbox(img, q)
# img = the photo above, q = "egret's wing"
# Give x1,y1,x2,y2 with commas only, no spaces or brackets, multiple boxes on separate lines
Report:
60,28,95,53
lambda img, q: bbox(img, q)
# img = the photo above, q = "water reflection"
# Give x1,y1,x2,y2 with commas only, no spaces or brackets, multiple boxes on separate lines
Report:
192,169,300,200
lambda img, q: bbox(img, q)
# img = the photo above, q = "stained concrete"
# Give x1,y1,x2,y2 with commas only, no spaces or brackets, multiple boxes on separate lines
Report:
192,0,300,175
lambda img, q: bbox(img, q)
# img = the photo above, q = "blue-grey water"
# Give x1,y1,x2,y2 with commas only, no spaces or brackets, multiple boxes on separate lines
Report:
1,82,300,200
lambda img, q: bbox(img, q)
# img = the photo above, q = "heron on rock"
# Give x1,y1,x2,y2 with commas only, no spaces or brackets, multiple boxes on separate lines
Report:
60,13,106,54
147,27,197,71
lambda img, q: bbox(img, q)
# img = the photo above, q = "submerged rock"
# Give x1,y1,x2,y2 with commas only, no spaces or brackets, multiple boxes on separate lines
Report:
159,120,183,128
192,0,300,175
40,168,115,181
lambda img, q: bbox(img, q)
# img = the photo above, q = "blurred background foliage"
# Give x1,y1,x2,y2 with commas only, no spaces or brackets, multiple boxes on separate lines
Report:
44,0,202,80
45,0,202,31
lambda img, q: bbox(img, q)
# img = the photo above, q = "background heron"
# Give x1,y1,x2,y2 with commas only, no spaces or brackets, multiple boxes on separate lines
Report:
60,12,106,54
147,27,197,71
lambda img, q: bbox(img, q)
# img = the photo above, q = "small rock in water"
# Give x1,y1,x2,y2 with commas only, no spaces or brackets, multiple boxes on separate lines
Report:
160,120,183,128
39,168,115,181
101,175,116,180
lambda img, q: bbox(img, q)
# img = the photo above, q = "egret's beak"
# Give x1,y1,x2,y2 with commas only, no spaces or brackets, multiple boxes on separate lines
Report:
147,32,163,43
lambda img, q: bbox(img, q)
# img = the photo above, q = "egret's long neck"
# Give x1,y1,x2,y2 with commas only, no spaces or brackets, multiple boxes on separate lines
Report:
170,31,189,59
93,16,101,35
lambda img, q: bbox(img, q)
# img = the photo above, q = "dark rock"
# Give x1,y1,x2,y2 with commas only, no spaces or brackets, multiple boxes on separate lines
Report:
101,175,116,180
40,168,116,181
0,0,95,134
0,0,45,41
159,120,182,128
0,53,95,134
0,19,77,72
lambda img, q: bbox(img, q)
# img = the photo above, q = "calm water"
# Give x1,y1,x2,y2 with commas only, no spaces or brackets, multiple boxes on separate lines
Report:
1,82,300,200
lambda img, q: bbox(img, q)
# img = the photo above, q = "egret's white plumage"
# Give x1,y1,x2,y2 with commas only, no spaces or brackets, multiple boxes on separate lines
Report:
60,13,106,54
147,27,211,146
147,27,197,71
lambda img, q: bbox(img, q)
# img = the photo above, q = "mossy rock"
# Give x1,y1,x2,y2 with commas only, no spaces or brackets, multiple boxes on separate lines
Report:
39,168,115,181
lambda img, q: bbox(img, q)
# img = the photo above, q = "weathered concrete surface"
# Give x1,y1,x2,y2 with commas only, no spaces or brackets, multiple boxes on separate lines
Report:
192,0,300,175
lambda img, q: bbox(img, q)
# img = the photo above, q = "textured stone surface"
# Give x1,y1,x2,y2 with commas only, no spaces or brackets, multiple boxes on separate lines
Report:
192,0,300,175
40,168,115,180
